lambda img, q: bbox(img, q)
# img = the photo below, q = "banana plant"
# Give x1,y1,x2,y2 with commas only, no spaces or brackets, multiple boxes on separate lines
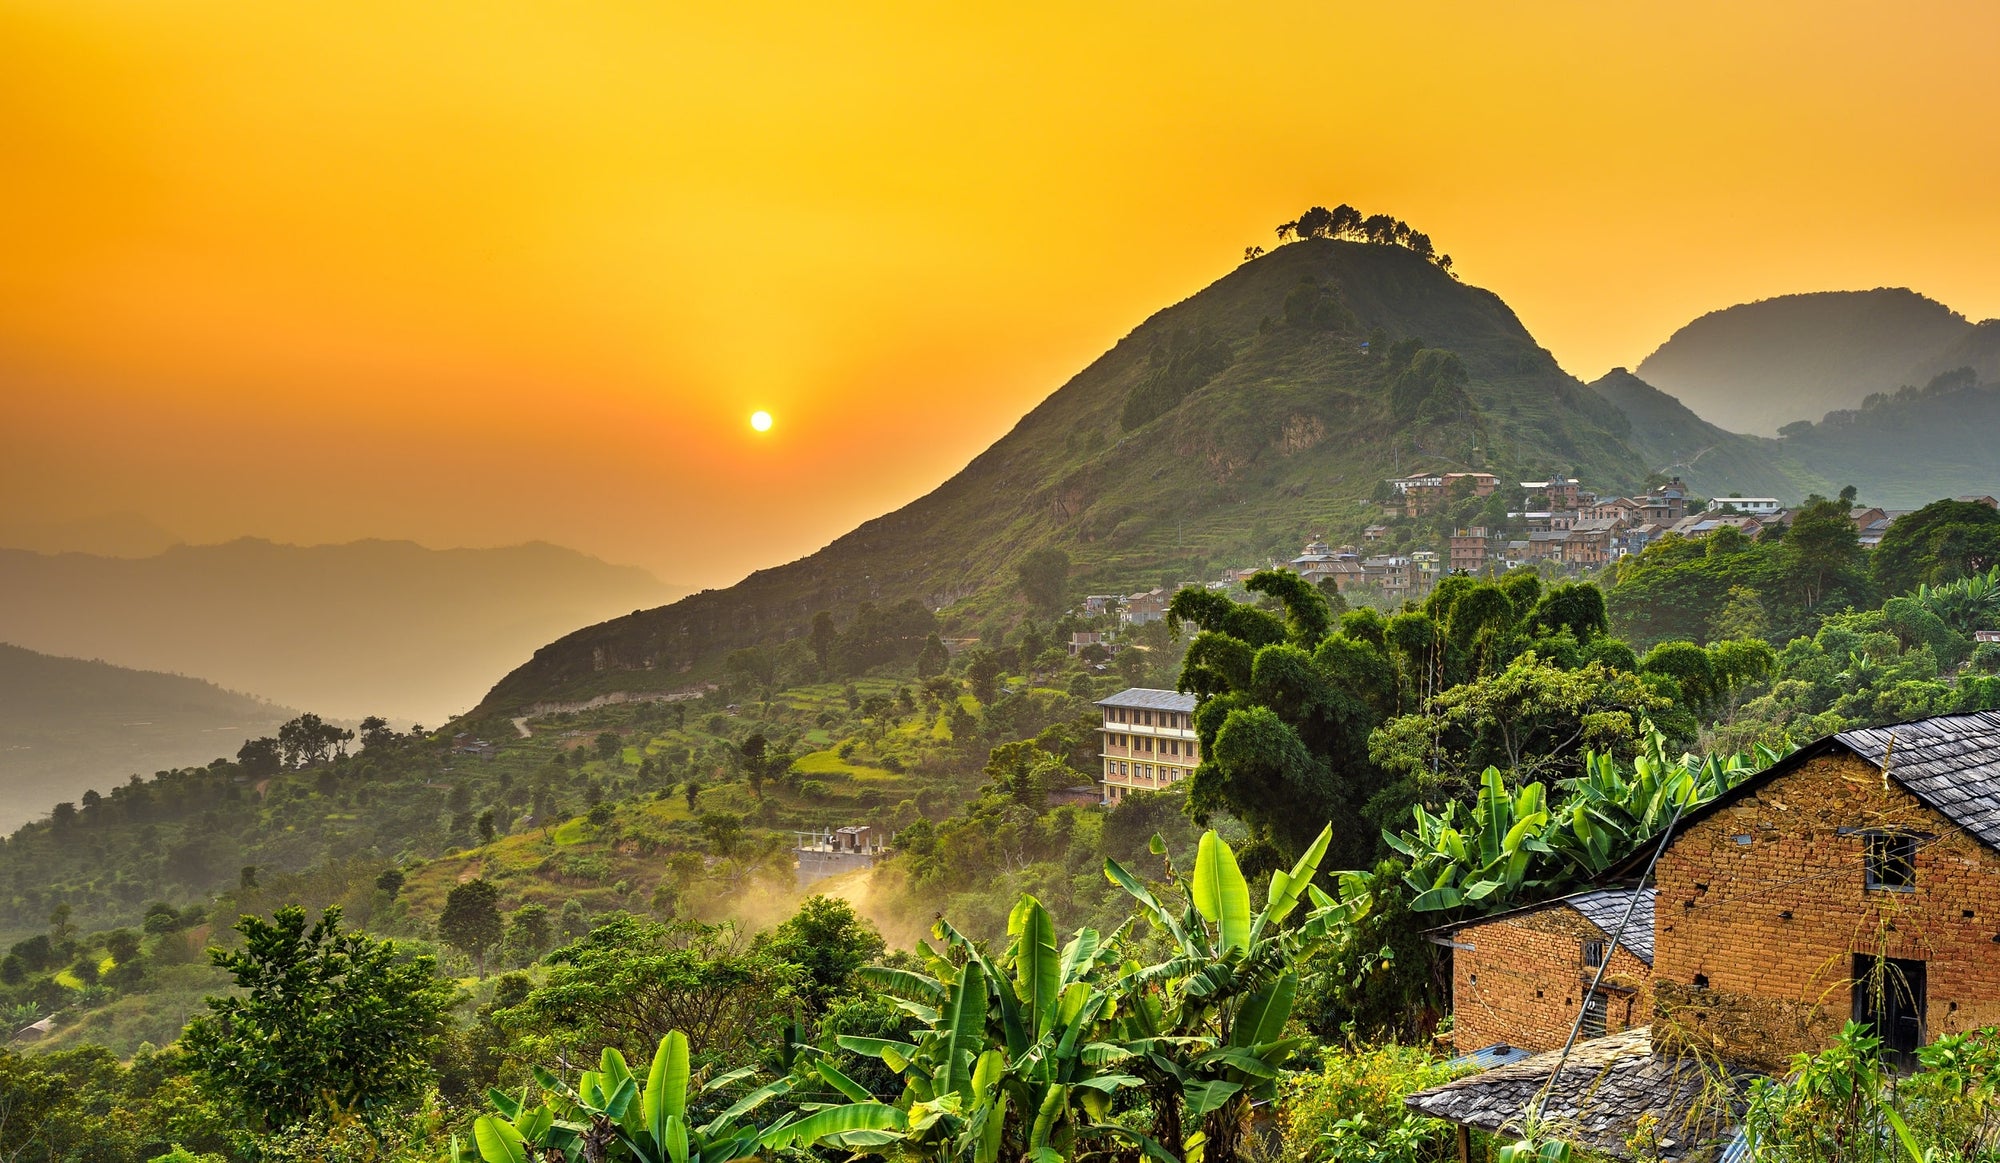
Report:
1101,824,1369,1163
838,899,1144,1163
830,827,1364,1163
1389,726,1793,914
459,1029,904,1163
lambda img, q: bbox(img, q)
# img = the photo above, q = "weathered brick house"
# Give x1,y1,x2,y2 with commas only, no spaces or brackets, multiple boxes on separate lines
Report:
1409,711,2000,1158
1437,888,1656,1054
1649,714,2000,1073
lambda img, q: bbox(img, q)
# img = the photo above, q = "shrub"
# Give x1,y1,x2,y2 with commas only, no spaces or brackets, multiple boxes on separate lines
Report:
1278,1043,1466,1163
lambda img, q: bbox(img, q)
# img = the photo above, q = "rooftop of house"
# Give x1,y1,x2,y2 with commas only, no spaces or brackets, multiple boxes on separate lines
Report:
1405,1028,1750,1162
1605,712,2000,882
1839,712,2000,848
1097,688,1198,713
1432,887,1655,964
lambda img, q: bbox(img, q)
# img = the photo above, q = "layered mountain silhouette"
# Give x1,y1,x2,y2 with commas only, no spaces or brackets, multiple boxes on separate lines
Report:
0,539,678,725
1585,368,1831,501
479,239,1652,712
0,644,294,831
1634,289,1977,435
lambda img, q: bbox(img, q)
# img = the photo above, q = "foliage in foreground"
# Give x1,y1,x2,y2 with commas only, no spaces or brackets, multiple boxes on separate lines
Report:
1744,1022,2000,1163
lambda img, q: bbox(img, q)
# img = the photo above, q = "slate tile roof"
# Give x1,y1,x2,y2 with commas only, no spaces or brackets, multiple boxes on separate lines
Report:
1405,1028,1751,1162
1428,887,1656,965
1095,688,1198,713
1838,712,2000,850
1567,888,1656,965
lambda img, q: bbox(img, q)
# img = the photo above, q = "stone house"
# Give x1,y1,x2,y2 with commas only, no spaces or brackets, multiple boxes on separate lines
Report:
1409,711,2000,1155
1434,888,1656,1054
1648,714,2000,1073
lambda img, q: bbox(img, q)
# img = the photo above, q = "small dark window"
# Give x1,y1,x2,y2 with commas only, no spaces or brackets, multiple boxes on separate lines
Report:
1865,832,1917,891
1581,939,1607,970
1580,991,1609,1038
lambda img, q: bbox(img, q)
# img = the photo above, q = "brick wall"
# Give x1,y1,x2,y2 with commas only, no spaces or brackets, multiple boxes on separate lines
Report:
1451,905,1654,1053
1652,751,2000,1073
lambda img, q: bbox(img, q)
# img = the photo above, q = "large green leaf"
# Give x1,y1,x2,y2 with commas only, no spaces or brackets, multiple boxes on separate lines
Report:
1191,832,1252,952
1230,971,1295,1050
1009,896,1061,1037
471,1116,529,1163
941,959,989,1099
816,1057,876,1103
758,1102,907,1150
646,1029,690,1146
1182,1078,1243,1120
856,965,947,1003
1103,858,1187,946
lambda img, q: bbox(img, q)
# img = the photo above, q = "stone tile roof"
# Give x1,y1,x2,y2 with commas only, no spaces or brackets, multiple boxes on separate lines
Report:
1567,888,1656,965
1428,888,1655,966
1839,712,2000,850
1096,688,1198,713
1405,1028,1750,1162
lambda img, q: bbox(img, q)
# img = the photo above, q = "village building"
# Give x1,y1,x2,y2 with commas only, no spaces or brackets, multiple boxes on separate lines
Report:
1395,471,1500,518
794,825,888,888
1286,538,1367,592
1121,589,1170,625
1410,710,2000,1157
1361,554,1422,601
1434,888,1656,1054
1520,475,1582,510
1707,496,1784,517
1096,688,1199,804
1639,479,1689,524
1448,527,1506,574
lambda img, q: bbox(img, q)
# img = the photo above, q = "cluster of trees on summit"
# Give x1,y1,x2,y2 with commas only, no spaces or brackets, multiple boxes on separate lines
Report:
1245,203,1454,274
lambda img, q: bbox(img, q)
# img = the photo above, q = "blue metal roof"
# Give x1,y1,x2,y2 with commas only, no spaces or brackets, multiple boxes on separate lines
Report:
1445,1043,1538,1071
1717,1127,1750,1163
1097,688,1197,712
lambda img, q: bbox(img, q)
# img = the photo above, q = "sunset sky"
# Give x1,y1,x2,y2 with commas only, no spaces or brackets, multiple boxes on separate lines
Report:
5,1,1998,587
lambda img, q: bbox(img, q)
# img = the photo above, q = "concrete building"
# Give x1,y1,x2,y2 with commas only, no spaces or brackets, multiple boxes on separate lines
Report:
794,825,888,888
1097,688,1199,804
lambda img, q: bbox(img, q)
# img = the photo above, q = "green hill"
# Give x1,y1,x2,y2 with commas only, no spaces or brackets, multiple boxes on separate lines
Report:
0,644,293,830
1774,369,2000,507
1634,288,1974,435
480,238,1652,714
1586,367,1829,500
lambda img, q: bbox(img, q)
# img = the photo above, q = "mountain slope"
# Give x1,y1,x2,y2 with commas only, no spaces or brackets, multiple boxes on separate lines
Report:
1635,289,1974,435
0,644,293,830
1774,371,2000,507
1587,368,1829,500
480,238,1651,713
0,539,677,725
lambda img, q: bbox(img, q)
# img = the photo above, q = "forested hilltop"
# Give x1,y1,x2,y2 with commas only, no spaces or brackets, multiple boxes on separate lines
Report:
8,481,2000,1160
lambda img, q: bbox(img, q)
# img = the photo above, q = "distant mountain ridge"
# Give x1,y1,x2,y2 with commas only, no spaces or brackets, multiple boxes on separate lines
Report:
0,538,679,725
1634,288,1976,435
1585,368,1829,501
478,238,1656,714
0,643,294,831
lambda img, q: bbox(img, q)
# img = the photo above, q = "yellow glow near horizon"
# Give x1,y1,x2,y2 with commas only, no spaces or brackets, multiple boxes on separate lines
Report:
4,2,1999,587
750,411,773,433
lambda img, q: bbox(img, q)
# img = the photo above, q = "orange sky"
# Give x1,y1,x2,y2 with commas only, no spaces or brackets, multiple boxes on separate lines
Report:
5,1,1998,586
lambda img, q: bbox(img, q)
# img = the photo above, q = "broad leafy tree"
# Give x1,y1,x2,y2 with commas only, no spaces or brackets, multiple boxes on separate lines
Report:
181,906,453,1132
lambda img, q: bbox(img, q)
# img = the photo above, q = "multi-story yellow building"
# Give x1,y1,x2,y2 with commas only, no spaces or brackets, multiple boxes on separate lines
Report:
1097,688,1199,804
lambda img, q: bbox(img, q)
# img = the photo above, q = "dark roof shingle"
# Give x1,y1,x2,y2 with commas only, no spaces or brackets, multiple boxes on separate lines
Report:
1838,711,2000,849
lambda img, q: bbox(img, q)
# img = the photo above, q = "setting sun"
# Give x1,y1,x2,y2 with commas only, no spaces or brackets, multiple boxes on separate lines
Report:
750,410,773,433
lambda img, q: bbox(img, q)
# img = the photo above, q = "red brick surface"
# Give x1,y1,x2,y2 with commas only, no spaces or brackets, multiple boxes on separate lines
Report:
1451,904,1654,1054
1651,752,2000,1072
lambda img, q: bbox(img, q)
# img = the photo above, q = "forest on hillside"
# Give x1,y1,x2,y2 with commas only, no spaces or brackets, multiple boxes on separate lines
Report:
8,492,2000,1160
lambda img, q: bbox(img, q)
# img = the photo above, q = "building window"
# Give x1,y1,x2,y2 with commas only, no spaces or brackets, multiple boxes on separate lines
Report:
1865,832,1917,891
1582,939,1607,970
1580,991,1608,1038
